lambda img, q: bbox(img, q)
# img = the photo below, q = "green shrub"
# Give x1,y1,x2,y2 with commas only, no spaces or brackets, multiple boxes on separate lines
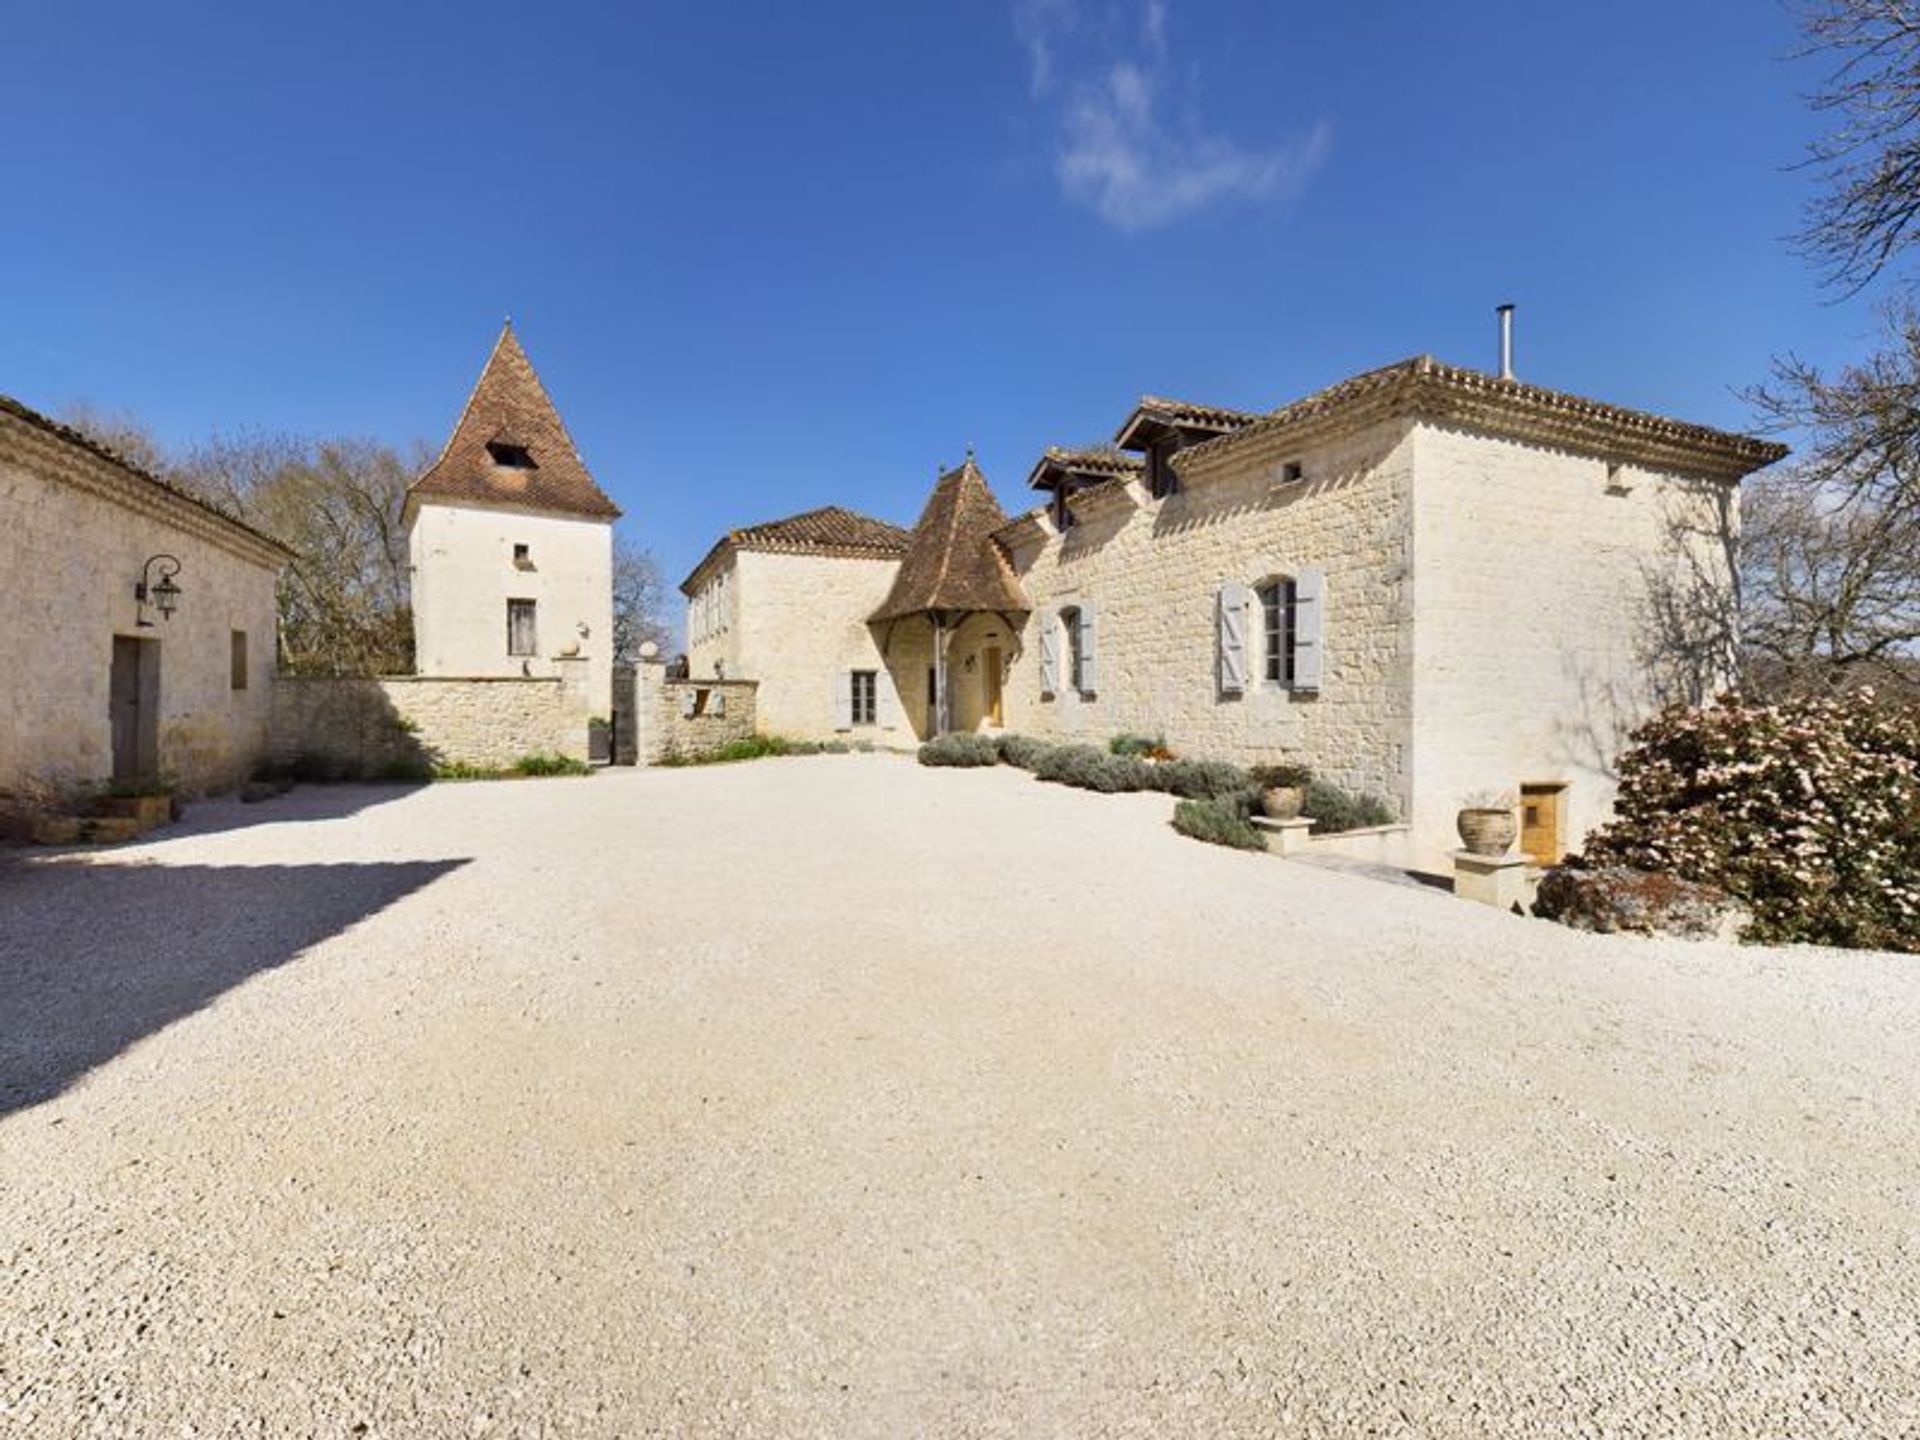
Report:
377,757,434,783
996,734,1057,770
1172,796,1267,851
1249,762,1313,789
431,760,507,781
1109,732,1168,758
918,734,1001,767
1302,779,1395,834
514,753,593,777
1034,744,1155,793
657,734,844,766
1576,693,1920,951
289,752,348,785
1151,757,1254,801
103,774,177,799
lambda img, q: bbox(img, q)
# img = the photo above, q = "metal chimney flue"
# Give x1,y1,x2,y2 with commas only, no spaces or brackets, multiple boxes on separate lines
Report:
1497,303,1515,381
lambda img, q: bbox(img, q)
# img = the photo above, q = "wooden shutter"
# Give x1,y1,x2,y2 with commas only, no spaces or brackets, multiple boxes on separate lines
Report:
1039,616,1059,696
712,691,727,718
833,671,854,731
878,670,899,729
679,689,696,719
1292,568,1325,692
1218,584,1249,694
1077,603,1097,695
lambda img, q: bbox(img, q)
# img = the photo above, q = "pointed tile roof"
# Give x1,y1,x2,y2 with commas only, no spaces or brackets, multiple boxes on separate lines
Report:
410,322,621,520
872,457,1030,621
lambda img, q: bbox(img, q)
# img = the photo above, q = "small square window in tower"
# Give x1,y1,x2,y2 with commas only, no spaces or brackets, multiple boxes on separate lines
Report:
512,542,534,570
486,440,537,469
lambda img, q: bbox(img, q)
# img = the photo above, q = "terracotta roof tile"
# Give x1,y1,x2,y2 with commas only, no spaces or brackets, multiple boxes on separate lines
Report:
872,458,1030,621
410,324,620,521
679,505,909,594
1114,395,1260,448
0,392,294,560
729,505,912,555
1026,445,1144,490
1176,356,1789,482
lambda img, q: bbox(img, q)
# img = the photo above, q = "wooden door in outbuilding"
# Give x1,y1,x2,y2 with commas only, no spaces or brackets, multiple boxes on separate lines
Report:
1520,783,1565,866
109,635,160,783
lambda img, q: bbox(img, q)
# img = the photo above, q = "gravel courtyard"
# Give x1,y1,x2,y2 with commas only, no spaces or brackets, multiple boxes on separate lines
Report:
2,756,1917,1437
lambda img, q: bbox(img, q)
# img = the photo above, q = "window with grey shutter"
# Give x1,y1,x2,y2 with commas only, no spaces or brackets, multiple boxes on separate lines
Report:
1218,584,1250,695
1257,579,1295,685
1038,616,1059,697
1291,568,1325,692
1076,603,1097,696
833,672,854,731
851,670,878,726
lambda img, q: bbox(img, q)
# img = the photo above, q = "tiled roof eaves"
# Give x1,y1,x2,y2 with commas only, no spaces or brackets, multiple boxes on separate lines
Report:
1177,357,1789,484
0,394,295,564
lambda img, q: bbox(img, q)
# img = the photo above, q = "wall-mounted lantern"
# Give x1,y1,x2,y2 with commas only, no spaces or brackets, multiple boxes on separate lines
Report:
135,554,182,627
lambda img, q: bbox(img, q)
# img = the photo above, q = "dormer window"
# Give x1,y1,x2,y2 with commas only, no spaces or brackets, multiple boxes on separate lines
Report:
1280,461,1304,485
1147,436,1181,499
486,440,536,469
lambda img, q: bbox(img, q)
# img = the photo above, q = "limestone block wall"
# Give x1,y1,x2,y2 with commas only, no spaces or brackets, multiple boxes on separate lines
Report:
270,662,591,774
691,550,915,744
409,498,615,718
1001,416,1419,812
639,674,759,762
685,555,743,681
0,410,282,801
1406,422,1740,866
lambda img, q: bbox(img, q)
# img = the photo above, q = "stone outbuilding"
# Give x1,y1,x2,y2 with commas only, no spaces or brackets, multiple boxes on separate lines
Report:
0,394,291,804
681,505,915,738
685,350,1787,871
408,323,621,718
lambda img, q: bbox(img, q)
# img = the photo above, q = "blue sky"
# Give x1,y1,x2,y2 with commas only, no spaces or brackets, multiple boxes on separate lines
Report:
0,1,1885,595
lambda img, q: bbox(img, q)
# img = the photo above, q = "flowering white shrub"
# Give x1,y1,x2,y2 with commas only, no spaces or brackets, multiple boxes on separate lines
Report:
1578,693,1920,951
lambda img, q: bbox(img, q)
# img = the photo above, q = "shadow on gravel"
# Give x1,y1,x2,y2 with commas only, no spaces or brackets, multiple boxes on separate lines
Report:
161,782,430,840
0,856,466,1118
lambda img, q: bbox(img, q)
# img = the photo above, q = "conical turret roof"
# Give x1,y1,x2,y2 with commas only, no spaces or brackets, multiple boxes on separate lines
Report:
410,322,621,520
872,456,1029,621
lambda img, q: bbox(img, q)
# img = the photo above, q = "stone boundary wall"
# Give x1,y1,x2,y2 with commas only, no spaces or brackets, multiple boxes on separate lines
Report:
634,666,758,763
271,660,590,775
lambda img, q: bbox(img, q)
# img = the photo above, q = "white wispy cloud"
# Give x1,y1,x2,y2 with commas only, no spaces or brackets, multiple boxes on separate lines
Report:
1015,0,1329,233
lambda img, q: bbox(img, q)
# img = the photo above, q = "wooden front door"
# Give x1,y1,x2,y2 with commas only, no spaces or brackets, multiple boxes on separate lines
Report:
1520,784,1564,866
109,636,159,783
983,645,1004,727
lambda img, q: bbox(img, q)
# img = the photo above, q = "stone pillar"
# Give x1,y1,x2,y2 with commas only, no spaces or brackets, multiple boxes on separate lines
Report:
1453,850,1534,911
634,660,666,766
1250,815,1315,856
551,656,592,762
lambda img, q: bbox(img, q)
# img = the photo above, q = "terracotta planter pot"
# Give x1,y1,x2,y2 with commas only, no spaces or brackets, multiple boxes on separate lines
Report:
1260,786,1304,821
1457,807,1517,857
96,794,173,829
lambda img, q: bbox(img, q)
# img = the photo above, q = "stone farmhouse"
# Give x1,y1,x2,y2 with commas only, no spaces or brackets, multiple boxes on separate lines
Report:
408,323,621,719
0,394,291,801
684,351,1786,870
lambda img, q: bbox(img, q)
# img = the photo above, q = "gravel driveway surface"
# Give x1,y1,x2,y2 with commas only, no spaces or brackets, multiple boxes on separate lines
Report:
2,755,1917,1437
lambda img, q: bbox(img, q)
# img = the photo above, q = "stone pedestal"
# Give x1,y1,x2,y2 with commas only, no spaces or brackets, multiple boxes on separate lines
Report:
1453,850,1533,911
1250,815,1315,857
